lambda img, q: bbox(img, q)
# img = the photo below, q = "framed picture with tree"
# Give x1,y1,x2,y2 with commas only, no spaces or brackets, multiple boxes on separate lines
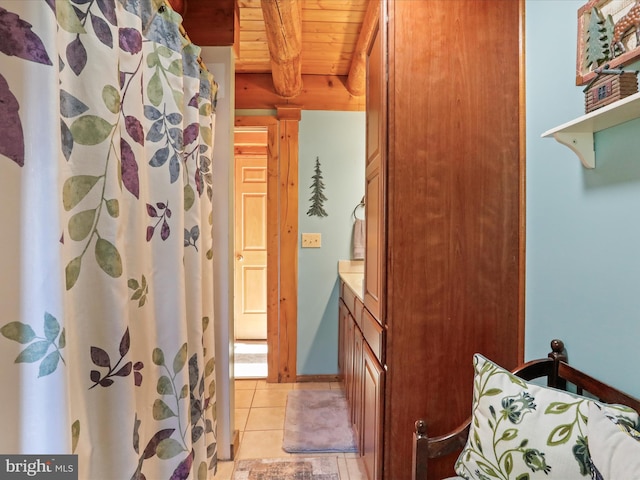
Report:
577,0,640,85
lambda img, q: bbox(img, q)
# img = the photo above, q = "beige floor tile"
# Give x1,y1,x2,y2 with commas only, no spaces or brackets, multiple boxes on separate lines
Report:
293,382,333,390
236,429,291,460
245,406,286,431
235,389,255,409
252,388,289,407
235,408,250,432
235,379,258,390
212,459,234,480
345,456,367,480
255,379,294,390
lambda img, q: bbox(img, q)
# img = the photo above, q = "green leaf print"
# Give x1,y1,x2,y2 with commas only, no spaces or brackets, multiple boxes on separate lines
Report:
156,438,184,459
94,238,123,278
63,175,100,211
38,351,60,377
152,348,165,366
56,0,86,34
173,343,188,374
152,399,176,420
68,209,96,241
167,59,182,76
65,256,82,290
71,420,80,454
157,375,173,395
15,340,50,363
43,312,61,342
184,184,195,211
148,71,163,107
69,115,113,145
1,322,36,344
102,85,120,114
105,199,119,217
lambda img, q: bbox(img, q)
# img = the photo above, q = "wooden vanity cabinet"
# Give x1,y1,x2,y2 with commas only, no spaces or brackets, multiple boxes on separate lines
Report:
339,281,384,477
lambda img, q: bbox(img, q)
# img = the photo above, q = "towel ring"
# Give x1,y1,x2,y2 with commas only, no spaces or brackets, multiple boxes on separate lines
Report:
352,196,365,220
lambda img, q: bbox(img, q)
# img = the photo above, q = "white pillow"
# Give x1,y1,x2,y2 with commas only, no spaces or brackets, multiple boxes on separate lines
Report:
587,401,640,480
454,354,639,480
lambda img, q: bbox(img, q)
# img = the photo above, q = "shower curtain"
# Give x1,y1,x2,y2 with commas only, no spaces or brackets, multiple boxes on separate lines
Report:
0,1,217,478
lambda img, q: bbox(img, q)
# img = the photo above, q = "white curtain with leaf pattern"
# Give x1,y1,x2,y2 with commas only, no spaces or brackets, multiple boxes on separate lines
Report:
0,0,217,478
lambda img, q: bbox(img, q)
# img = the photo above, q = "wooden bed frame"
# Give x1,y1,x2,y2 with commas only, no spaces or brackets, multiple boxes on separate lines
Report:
412,339,640,480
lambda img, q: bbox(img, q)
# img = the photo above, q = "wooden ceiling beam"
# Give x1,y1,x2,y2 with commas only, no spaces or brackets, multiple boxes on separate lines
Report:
346,0,379,96
260,0,303,98
235,73,364,111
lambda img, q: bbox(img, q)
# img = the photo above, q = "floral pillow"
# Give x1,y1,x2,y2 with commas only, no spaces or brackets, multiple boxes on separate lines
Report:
587,401,640,480
454,354,639,480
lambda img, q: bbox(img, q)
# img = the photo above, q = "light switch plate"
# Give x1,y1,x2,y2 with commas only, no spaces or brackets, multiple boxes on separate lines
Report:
301,233,321,248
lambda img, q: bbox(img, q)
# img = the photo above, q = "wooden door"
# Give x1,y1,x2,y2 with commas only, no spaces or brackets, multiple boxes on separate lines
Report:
364,21,384,323
234,132,268,340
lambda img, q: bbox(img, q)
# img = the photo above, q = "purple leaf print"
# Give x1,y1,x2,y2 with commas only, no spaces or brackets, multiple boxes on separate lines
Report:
183,123,199,146
45,0,56,12
188,93,198,108
161,220,170,241
146,226,154,242
90,370,101,383
195,170,203,196
90,12,112,48
114,362,132,377
66,35,87,75
0,73,24,166
121,139,140,198
0,7,52,65
142,429,175,459
165,208,172,218
119,327,130,357
119,27,142,54
125,115,144,145
99,378,114,387
169,450,194,480
134,371,143,386
146,204,158,217
97,0,117,26
90,346,111,368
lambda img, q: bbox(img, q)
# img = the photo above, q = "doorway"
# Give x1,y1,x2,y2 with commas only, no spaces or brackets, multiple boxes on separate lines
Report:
234,127,268,378
234,113,300,383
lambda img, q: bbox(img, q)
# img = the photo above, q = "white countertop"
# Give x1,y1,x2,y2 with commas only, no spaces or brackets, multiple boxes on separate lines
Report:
338,260,364,301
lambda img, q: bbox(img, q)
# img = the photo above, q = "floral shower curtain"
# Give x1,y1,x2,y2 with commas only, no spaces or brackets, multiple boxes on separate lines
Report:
0,1,217,478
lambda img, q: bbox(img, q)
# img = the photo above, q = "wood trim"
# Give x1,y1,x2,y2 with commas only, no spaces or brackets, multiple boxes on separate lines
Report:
235,73,365,111
234,116,286,384
276,106,300,383
517,0,526,364
346,0,380,96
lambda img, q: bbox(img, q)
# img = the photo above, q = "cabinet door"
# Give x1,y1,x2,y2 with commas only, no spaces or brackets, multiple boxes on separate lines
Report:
362,342,384,480
352,326,364,452
364,18,385,323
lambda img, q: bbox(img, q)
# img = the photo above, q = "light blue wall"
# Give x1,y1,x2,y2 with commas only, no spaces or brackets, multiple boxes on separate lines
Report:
297,110,365,375
526,1,640,398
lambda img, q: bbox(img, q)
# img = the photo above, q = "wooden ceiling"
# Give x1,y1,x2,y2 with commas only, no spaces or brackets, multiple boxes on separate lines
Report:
173,0,375,111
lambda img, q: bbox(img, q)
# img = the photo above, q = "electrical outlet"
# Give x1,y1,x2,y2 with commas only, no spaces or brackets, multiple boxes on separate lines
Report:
301,233,321,248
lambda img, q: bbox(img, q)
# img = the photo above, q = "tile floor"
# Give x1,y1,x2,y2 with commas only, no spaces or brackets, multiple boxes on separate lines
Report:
212,379,368,480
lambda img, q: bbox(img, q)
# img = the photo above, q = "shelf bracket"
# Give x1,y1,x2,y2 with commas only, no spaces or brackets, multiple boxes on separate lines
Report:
551,132,595,169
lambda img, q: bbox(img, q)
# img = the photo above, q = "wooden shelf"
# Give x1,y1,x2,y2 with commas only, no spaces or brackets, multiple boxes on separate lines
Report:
541,91,640,169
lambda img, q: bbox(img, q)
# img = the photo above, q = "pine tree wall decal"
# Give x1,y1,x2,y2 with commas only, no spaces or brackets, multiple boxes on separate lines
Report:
307,156,328,217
